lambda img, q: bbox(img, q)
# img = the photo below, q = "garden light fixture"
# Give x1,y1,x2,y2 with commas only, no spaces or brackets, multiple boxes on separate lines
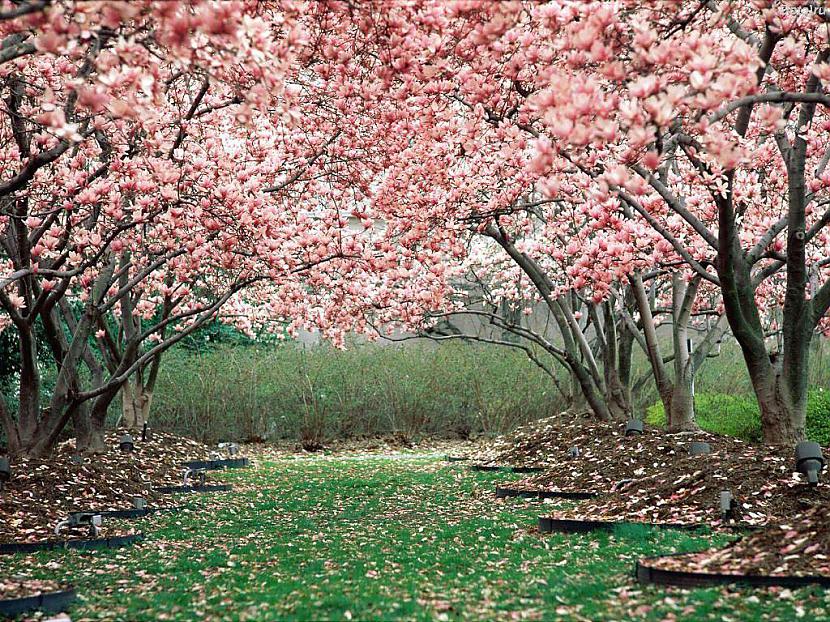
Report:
624,420,643,437
132,496,146,510
720,490,736,521
568,446,580,458
54,512,102,537
0,457,10,491
689,442,711,456
183,467,207,486
119,434,135,453
795,441,825,486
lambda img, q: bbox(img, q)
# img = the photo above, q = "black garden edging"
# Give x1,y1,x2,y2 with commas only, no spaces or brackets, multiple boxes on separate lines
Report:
445,456,470,462
471,465,546,473
636,552,830,588
181,458,250,470
538,517,707,534
0,588,76,617
87,506,185,519
496,486,598,500
0,534,144,555
153,484,232,494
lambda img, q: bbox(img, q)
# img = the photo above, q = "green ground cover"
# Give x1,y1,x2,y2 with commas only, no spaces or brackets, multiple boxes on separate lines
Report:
5,453,828,621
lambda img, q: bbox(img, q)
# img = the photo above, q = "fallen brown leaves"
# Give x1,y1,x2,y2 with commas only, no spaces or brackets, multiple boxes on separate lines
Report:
0,430,236,544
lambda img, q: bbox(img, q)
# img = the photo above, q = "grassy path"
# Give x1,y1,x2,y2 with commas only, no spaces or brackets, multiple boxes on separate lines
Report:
5,452,829,620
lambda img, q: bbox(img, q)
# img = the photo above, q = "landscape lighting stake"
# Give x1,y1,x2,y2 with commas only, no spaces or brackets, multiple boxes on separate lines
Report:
719,490,735,520
183,467,207,486
55,512,103,537
0,457,10,491
142,423,151,442
568,446,580,458
132,496,147,510
119,434,135,453
689,441,711,456
795,441,825,486
624,419,644,436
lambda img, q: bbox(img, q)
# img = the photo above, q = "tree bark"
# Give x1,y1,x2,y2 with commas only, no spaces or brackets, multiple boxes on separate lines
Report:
121,378,153,430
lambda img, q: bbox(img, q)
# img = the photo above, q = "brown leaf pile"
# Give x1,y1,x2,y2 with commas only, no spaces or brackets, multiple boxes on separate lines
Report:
0,430,231,544
643,506,830,577
479,411,746,493
479,412,828,527
542,445,830,527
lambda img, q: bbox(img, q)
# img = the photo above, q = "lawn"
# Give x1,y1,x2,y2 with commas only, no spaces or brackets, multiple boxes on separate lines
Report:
5,452,829,621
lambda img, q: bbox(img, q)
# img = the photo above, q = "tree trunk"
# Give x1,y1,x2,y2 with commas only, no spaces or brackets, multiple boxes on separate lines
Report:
121,378,153,430
76,425,107,454
604,373,631,421
566,370,589,414
569,361,613,421
79,386,120,454
666,375,697,432
748,355,806,444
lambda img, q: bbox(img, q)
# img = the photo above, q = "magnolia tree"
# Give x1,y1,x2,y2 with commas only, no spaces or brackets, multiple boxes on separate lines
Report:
340,0,830,444
0,0,321,455
516,0,830,444
0,0,453,457
325,1,728,430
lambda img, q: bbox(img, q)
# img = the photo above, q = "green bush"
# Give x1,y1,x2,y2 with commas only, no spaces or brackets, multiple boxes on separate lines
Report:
150,342,564,445
646,390,830,445
807,389,830,446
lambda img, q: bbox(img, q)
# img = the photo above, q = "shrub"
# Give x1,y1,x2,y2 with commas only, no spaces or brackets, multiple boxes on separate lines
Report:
149,342,564,444
646,391,830,445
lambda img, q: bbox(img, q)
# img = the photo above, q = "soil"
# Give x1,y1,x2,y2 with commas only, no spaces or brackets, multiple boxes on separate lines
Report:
0,430,235,544
483,414,830,578
643,506,830,578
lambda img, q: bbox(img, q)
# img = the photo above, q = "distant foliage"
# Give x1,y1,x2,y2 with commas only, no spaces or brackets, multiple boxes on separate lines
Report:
150,343,563,446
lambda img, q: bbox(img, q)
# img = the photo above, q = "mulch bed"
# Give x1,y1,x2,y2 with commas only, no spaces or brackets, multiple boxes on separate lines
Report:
537,443,829,528
477,411,828,528
638,507,830,582
472,410,739,479
0,579,75,617
479,409,830,586
0,430,234,544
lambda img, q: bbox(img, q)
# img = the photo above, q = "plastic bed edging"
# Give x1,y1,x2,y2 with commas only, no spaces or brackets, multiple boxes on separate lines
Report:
538,517,707,534
181,458,250,470
496,486,598,500
0,588,76,617
153,484,232,494
635,553,830,588
0,534,144,555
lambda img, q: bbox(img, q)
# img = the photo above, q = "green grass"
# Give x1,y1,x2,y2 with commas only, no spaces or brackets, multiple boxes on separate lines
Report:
646,390,830,445
5,454,829,621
